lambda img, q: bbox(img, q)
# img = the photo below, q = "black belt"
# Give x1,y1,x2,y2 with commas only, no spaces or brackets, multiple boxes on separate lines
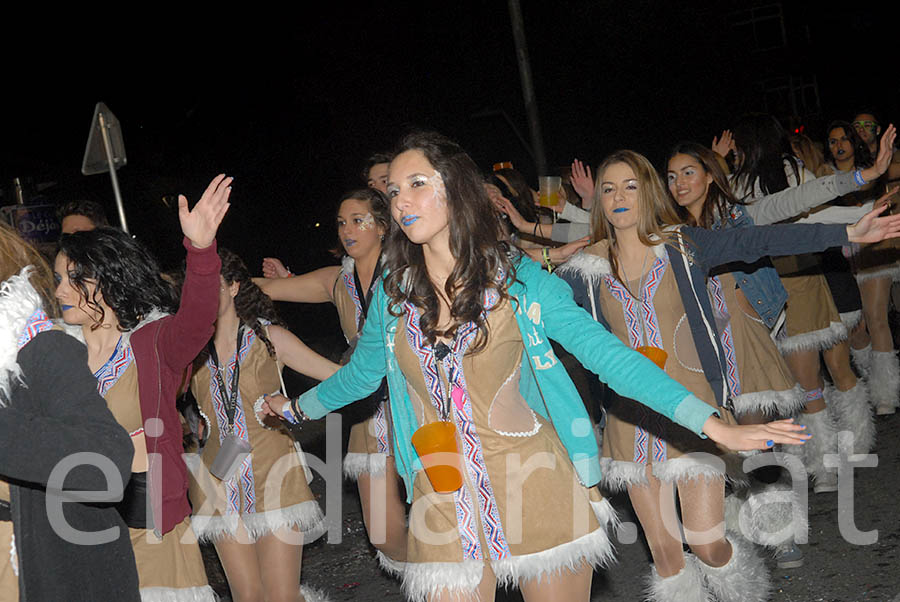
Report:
0,500,10,522
115,473,154,530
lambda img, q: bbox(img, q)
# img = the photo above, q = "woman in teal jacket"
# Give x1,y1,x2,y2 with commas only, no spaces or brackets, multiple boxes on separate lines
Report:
266,131,810,602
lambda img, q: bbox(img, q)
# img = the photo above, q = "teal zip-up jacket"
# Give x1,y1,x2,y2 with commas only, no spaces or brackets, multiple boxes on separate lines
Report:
298,255,719,502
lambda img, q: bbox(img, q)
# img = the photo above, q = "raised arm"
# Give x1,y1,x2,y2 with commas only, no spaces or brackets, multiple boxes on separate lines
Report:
253,265,340,304
160,175,231,371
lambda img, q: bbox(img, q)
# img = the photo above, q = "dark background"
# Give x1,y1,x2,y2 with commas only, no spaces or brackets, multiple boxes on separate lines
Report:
2,1,895,277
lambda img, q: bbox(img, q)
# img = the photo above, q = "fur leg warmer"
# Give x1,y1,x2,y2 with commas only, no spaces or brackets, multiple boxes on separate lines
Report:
825,382,875,454
869,350,900,414
850,344,872,379
300,584,332,602
800,408,838,493
698,537,772,602
645,554,712,602
724,481,807,548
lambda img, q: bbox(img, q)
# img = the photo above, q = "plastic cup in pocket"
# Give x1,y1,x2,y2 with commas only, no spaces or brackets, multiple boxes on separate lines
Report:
411,421,464,493
636,345,668,369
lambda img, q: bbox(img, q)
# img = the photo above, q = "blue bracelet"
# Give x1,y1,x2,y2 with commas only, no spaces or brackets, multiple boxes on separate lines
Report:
853,170,867,187
281,401,299,424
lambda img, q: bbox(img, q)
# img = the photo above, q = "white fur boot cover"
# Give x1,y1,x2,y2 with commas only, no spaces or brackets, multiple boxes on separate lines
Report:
850,344,872,379
869,350,900,412
724,482,807,548
825,382,875,454
645,554,712,602
698,536,772,602
800,409,838,489
300,584,332,602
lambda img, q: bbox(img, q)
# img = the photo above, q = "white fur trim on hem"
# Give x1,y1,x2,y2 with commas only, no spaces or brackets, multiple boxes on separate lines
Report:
491,499,618,588
652,455,748,488
400,560,483,602
855,263,900,283
840,310,863,331
343,452,388,480
776,321,847,354
191,500,325,543
731,385,805,418
599,457,649,492
375,549,407,578
300,584,332,602
138,585,217,601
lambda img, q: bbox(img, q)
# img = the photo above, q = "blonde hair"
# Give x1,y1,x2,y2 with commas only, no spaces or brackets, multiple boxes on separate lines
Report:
0,222,60,317
590,150,684,283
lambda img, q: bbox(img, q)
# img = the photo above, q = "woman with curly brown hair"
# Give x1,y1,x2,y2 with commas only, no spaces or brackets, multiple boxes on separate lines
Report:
188,247,338,602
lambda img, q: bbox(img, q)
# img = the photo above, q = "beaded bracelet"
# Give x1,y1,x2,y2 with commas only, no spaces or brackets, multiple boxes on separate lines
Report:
853,169,867,187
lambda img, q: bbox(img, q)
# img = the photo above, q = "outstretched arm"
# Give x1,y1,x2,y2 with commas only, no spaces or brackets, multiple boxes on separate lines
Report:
268,324,340,381
253,265,340,304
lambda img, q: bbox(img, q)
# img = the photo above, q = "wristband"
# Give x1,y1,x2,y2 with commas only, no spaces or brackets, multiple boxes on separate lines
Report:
532,222,539,237
853,169,867,187
281,401,299,424
542,247,554,273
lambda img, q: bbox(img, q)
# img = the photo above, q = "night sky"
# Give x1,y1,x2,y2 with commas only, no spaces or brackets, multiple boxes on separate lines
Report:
2,2,894,273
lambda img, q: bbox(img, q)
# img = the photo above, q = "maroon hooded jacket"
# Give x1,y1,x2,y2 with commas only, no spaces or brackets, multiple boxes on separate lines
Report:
130,237,219,535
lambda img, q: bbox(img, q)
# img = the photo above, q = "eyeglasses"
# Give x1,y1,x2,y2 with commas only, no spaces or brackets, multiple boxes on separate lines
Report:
852,120,879,132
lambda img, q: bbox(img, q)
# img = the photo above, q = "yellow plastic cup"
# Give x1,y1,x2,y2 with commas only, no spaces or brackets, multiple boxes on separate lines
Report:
538,176,562,207
636,345,668,369
411,421,464,493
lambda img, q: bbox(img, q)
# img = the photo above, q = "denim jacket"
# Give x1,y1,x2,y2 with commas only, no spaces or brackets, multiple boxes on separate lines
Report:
711,204,788,329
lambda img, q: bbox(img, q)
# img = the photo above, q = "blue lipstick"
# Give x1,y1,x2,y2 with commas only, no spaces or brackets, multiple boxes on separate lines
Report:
402,215,419,226
613,207,628,213
61,304,74,311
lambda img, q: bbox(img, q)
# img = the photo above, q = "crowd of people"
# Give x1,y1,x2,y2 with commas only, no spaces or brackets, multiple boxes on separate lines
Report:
1,109,899,602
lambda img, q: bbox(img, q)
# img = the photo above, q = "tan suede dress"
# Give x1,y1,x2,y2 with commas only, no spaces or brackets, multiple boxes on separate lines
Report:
709,272,801,417
393,300,616,600
97,337,214,601
583,242,741,492
334,259,393,479
188,327,324,543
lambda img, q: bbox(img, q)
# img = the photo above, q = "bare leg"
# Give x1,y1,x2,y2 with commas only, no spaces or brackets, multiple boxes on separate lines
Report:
677,476,731,568
213,524,264,602
783,350,826,413
627,466,685,577
357,457,408,562
849,316,871,350
860,277,893,352
822,341,857,392
519,562,593,602
256,528,304,602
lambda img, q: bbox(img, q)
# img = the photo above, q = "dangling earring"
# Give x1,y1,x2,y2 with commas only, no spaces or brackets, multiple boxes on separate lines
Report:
380,234,385,242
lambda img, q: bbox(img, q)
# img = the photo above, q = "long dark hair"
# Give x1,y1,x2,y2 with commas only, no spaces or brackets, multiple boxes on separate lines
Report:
383,131,515,353
666,142,744,229
824,120,874,168
732,113,799,197
219,247,284,357
58,227,177,331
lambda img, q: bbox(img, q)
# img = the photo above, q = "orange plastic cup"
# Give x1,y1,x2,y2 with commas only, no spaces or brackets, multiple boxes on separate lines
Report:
411,421,464,493
636,345,668,369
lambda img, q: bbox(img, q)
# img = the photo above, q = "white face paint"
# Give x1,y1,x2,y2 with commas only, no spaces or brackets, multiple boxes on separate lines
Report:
428,170,447,208
358,212,376,231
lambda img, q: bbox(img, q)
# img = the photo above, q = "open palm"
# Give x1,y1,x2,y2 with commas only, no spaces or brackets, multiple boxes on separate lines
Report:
179,174,233,249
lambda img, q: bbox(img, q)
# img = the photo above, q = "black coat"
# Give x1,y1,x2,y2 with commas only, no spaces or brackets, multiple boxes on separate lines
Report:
0,330,140,601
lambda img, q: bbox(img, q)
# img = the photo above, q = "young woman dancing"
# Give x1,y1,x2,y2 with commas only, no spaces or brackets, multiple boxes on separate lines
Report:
265,131,815,602
257,188,410,574
53,174,231,601
556,149,900,602
188,247,338,602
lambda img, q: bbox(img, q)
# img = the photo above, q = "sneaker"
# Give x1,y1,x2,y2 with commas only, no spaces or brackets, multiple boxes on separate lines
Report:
813,471,838,494
775,541,804,569
876,402,897,416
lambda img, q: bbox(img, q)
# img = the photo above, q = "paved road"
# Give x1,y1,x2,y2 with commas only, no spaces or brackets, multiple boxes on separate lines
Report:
204,408,900,602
